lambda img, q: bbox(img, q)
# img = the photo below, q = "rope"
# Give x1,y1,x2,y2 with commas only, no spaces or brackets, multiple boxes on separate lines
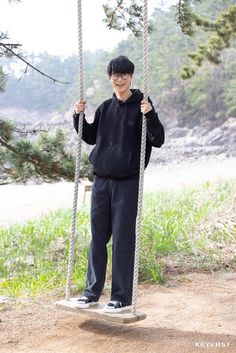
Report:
131,0,149,314
65,0,84,300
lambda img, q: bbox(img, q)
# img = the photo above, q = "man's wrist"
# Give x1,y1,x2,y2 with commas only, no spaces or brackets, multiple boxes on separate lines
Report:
144,108,155,119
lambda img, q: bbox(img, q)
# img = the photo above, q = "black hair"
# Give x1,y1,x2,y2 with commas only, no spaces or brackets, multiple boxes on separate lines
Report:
107,56,135,76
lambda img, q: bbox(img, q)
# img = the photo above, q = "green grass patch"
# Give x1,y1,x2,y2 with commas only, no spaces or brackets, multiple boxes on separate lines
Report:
140,180,236,281
0,180,235,298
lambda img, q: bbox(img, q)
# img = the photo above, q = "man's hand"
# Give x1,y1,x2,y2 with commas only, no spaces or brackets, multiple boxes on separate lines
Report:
140,99,152,115
75,100,86,114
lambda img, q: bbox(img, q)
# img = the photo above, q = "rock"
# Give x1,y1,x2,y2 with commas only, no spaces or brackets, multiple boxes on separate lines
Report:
223,117,236,128
0,296,11,304
202,117,236,146
2,107,236,167
168,127,190,138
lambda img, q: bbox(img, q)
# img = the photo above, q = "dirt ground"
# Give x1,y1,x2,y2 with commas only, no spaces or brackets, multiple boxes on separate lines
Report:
1,271,236,353
1,157,236,352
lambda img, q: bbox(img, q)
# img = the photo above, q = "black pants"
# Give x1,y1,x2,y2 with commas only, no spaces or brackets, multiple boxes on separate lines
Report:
83,175,139,306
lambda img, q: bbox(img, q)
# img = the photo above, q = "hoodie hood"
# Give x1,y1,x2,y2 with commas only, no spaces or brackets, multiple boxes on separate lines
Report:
112,89,143,105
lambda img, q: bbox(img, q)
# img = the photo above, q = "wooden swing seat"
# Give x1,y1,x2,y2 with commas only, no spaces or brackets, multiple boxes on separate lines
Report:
55,299,146,324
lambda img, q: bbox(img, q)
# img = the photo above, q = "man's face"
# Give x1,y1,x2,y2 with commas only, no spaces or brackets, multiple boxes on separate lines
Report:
109,73,133,95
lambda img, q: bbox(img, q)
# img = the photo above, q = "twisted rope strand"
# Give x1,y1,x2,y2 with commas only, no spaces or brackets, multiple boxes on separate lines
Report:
65,0,84,300
131,0,148,314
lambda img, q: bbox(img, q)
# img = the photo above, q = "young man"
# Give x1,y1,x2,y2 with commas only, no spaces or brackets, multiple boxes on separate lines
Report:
73,56,164,313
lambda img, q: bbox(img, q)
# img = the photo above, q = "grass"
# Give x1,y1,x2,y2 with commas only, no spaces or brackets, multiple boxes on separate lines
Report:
0,180,235,299
140,180,236,281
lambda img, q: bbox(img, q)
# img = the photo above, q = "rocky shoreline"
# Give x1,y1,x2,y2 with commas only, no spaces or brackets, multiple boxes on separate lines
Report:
1,107,236,168
151,117,236,165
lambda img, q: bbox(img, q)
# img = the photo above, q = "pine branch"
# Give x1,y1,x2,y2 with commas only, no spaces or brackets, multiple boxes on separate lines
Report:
0,134,74,183
180,4,236,79
105,0,125,29
176,0,193,35
13,125,47,137
0,118,75,183
175,0,205,35
103,0,145,37
0,42,71,84
0,121,94,184
0,119,46,138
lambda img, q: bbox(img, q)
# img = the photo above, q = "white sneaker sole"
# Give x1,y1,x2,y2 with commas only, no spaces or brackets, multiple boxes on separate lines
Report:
70,298,98,309
102,305,131,314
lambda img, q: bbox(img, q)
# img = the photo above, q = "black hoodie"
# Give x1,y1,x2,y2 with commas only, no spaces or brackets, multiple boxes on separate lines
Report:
73,89,165,179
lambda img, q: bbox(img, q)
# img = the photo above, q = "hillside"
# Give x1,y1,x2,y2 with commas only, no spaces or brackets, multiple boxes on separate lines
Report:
1,1,236,131
0,0,236,183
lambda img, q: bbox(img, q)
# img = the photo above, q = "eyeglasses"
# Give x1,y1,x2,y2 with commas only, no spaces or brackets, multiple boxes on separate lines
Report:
110,73,131,81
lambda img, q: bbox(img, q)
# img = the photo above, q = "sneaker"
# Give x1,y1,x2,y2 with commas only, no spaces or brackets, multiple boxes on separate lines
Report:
72,296,98,309
103,301,131,313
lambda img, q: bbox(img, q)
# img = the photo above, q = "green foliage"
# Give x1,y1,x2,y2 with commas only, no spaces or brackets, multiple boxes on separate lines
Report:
0,118,74,183
80,153,94,182
0,53,71,111
178,67,223,124
1,1,236,129
177,1,236,78
95,4,236,126
176,0,203,36
223,78,236,117
103,0,144,37
0,118,93,184
83,51,113,107
180,50,236,124
102,0,236,77
0,51,104,112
